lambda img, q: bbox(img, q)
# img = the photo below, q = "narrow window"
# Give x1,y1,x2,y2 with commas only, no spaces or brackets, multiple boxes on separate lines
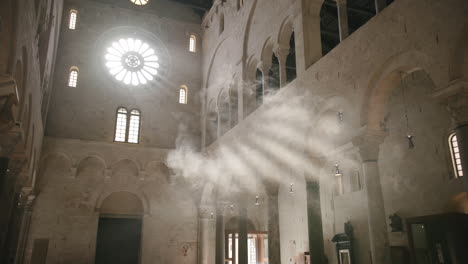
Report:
128,110,141,144
69,10,77,30
219,13,225,35
179,85,188,104
68,67,79,87
189,35,196,53
115,108,128,142
449,133,464,178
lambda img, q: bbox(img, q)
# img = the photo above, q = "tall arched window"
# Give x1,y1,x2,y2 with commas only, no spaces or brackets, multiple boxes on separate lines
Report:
189,35,196,53
114,108,141,144
179,85,188,104
286,32,297,83
256,69,263,106
219,13,225,35
449,133,464,178
69,10,78,30
68,67,79,87
115,108,128,142
128,110,141,143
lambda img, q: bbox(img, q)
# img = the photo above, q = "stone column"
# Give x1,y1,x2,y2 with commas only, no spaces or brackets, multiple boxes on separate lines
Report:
274,48,289,88
238,201,248,264
265,181,281,264
199,206,216,264
14,189,35,264
434,80,468,192
215,204,226,264
260,63,271,97
336,0,349,41
353,132,391,264
374,0,387,13
304,157,326,264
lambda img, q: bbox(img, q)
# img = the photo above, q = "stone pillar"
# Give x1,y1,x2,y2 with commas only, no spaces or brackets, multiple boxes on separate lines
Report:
265,181,281,264
374,0,387,13
199,206,216,264
353,132,391,264
306,180,326,264
238,201,248,264
434,80,468,192
274,48,289,88
336,0,349,41
215,205,226,264
14,189,35,264
0,157,8,194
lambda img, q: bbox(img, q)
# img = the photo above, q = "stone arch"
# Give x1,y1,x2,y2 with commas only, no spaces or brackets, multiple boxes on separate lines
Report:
277,16,294,50
260,37,275,68
225,216,258,232
110,159,141,178
36,152,73,192
362,50,437,131
39,151,73,168
205,39,227,89
76,155,107,178
96,191,148,216
241,0,259,59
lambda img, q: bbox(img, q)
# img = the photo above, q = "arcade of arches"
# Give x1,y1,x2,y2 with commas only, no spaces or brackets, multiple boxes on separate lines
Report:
0,0,468,264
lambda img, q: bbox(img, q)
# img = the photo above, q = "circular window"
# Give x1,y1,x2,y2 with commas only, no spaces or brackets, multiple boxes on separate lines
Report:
105,38,159,86
130,0,149,5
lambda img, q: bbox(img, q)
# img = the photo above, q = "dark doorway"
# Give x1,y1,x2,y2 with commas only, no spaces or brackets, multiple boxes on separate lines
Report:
95,217,142,264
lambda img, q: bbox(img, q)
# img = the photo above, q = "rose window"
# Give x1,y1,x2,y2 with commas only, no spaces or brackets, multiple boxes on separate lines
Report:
105,38,159,86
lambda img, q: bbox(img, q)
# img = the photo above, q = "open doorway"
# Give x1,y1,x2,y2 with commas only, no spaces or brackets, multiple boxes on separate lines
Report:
95,192,144,264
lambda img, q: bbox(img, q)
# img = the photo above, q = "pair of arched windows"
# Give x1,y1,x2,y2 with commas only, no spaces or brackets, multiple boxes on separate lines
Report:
115,108,141,144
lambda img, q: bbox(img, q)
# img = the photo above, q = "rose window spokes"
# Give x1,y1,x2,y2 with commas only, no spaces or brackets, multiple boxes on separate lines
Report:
105,38,160,86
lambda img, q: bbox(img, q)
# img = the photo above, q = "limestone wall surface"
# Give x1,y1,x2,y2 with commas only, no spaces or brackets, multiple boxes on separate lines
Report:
200,0,468,263
25,137,199,264
45,0,203,149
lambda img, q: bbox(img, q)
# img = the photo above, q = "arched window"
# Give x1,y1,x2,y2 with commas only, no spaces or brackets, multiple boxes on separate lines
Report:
69,10,78,30
268,55,280,91
449,133,464,178
219,13,225,35
285,32,297,83
320,1,340,56
68,67,79,87
179,85,188,104
130,0,149,5
189,35,196,53
255,69,263,106
128,110,141,143
115,108,128,142
114,108,141,144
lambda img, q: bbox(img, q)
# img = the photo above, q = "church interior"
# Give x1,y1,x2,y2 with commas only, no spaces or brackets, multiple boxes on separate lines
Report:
1,0,468,263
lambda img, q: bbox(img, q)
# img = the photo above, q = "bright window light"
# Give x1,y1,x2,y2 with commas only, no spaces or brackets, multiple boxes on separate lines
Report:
130,0,149,5
105,38,159,86
189,35,196,52
68,68,78,87
179,85,187,104
69,10,77,30
449,133,464,178
128,110,140,143
115,108,128,142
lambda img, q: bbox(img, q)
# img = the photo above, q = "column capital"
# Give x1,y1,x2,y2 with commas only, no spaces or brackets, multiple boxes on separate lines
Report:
273,47,290,61
433,80,468,126
304,156,326,183
352,130,387,161
257,62,271,74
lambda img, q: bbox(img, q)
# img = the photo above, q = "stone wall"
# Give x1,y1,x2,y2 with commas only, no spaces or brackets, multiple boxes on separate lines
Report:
24,137,199,264
45,0,202,149
200,0,468,263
